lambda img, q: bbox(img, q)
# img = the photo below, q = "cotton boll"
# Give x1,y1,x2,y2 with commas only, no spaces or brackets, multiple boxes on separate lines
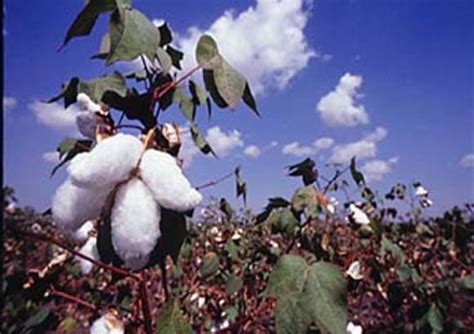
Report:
74,220,95,241
90,312,124,334
346,260,363,280
346,321,363,334
111,178,161,270
68,134,143,189
348,204,370,225
77,236,99,274
77,93,101,113
415,185,428,197
140,149,202,212
52,178,111,233
76,112,101,139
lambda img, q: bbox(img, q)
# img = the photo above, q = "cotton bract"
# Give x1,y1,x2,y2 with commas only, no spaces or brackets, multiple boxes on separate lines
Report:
140,149,202,212
111,178,161,270
68,134,143,189
76,236,99,274
52,178,110,233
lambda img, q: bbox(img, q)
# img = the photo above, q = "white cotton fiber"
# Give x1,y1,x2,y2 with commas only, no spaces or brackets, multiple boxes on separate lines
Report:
68,134,143,189
76,236,99,274
52,178,111,233
76,112,99,139
74,220,95,241
77,92,102,113
111,178,161,270
90,313,124,334
140,149,202,212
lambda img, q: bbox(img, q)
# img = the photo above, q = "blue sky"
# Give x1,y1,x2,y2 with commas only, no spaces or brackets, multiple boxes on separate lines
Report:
4,0,473,215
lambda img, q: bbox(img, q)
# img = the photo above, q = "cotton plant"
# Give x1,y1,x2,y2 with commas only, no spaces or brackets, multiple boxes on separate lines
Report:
52,125,203,270
90,311,124,334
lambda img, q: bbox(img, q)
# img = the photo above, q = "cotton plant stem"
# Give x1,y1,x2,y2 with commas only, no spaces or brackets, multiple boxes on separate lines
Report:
10,228,140,281
50,286,97,311
195,170,235,191
139,273,153,334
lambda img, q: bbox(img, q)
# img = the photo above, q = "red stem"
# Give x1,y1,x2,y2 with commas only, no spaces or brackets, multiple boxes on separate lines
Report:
11,228,140,281
195,170,234,191
139,272,153,334
50,287,97,311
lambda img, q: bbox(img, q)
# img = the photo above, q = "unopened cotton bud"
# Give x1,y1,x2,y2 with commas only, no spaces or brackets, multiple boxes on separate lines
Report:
90,312,124,334
111,178,161,270
52,178,110,233
77,236,99,274
77,93,101,113
140,149,202,212
68,134,143,189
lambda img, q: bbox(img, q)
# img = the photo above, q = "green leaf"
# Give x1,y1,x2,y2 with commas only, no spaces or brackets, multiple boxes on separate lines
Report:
350,156,365,186
107,7,160,65
155,300,192,334
203,69,228,108
302,262,347,334
426,304,443,333
91,32,111,59
287,157,317,186
195,35,221,69
79,71,127,104
125,69,148,82
219,198,234,221
21,306,52,333
173,88,195,121
242,82,259,116
291,185,318,213
57,317,76,333
166,45,184,70
52,138,93,176
234,167,247,205
189,123,215,156
213,60,246,109
380,235,406,264
224,240,239,260
47,77,80,108
157,47,173,74
266,256,347,334
225,274,243,295
200,252,219,278
458,274,474,290
60,0,130,49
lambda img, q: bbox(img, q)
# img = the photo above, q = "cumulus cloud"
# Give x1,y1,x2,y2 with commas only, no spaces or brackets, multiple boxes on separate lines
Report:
29,101,80,135
3,96,17,111
178,126,244,167
329,127,387,164
43,151,60,163
460,153,474,168
282,136,334,157
175,0,315,94
244,145,261,158
316,73,368,127
360,157,399,182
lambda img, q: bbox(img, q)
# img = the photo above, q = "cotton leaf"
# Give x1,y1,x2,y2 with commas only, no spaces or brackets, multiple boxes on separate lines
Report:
68,134,143,189
52,178,111,233
140,149,203,212
111,178,161,270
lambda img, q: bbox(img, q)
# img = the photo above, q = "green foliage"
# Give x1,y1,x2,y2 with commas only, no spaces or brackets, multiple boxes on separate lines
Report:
190,123,215,156
350,156,365,187
266,255,348,334
200,252,220,278
52,138,93,176
234,167,247,205
287,158,317,186
155,301,192,334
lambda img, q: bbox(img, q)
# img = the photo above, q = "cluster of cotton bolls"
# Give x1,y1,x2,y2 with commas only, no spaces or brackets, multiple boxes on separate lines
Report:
52,120,203,270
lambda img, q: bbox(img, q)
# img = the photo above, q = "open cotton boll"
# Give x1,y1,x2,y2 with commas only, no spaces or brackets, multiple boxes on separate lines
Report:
76,236,99,274
111,178,161,270
140,149,202,212
77,92,102,113
90,312,124,334
52,178,111,234
348,204,370,225
68,134,143,189
76,112,100,139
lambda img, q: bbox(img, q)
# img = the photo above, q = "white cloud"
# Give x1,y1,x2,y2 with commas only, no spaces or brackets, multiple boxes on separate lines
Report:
29,101,80,135
460,153,474,168
282,136,334,157
282,141,315,157
361,157,399,182
244,145,261,158
313,137,334,150
316,73,368,127
178,125,244,167
176,0,315,94
3,96,17,111
206,126,244,157
329,127,387,164
43,151,60,163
